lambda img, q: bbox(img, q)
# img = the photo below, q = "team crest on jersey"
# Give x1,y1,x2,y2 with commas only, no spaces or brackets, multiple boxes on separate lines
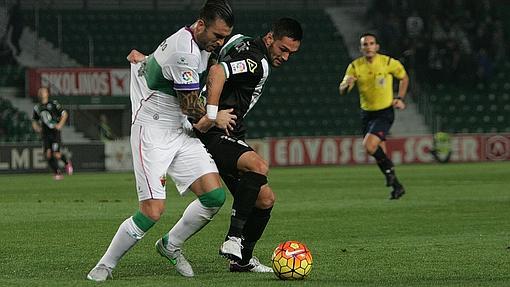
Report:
230,60,248,74
181,71,193,83
160,175,167,187
247,59,257,73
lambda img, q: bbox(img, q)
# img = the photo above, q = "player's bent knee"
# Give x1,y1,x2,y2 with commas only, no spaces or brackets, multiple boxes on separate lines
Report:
241,152,269,175
364,143,378,155
256,185,275,209
198,187,226,208
139,200,165,221
252,160,269,175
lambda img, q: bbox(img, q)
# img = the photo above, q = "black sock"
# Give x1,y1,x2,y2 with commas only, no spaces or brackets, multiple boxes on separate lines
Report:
371,146,400,185
240,206,272,265
226,172,267,239
60,154,68,165
48,157,59,174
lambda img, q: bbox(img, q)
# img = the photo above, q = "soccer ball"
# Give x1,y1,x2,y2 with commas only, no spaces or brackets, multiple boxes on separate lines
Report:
271,240,313,280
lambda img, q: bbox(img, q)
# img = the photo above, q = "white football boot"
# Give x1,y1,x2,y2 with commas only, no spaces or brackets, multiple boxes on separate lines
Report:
219,236,243,261
86,264,113,282
155,238,194,277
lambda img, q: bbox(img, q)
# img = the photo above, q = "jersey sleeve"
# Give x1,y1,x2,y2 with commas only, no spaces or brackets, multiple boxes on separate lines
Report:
54,100,66,116
219,53,263,83
164,52,201,91
340,61,356,85
388,58,407,79
345,62,356,78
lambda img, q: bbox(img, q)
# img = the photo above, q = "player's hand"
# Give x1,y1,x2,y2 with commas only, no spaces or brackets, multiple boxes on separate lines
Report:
392,98,406,110
345,76,357,87
126,49,146,64
339,76,357,94
193,116,215,133
215,108,236,135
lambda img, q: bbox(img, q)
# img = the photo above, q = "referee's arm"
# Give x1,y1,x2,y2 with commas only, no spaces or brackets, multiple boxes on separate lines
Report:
339,75,356,96
393,75,409,110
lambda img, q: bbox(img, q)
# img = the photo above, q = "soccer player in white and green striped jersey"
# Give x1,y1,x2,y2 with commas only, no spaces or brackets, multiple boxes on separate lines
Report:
87,0,234,281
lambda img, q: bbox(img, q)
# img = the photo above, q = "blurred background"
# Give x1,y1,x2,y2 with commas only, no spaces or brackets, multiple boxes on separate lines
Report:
1,0,509,173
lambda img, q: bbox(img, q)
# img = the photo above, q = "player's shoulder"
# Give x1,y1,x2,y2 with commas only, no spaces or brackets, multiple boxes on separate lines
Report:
50,99,61,106
351,56,365,66
168,27,200,55
377,53,401,65
33,103,41,112
220,34,254,58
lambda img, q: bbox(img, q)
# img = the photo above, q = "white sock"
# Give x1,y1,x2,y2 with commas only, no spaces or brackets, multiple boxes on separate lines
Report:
165,199,220,250
97,217,145,268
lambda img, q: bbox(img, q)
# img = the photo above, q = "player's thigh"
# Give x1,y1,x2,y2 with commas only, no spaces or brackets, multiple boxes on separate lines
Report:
189,172,222,196
368,118,392,140
363,133,382,153
131,125,175,201
168,136,220,195
237,151,268,174
206,134,253,176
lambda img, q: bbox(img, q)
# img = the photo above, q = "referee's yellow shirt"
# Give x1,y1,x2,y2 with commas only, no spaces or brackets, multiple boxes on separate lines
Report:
342,54,407,111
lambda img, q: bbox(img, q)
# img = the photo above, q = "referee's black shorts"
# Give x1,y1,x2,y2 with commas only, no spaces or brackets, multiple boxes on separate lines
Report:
360,106,395,141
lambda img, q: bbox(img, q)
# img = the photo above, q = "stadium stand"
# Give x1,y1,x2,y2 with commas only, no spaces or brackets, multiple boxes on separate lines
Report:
0,97,38,142
6,1,509,140
368,0,510,134
20,8,358,138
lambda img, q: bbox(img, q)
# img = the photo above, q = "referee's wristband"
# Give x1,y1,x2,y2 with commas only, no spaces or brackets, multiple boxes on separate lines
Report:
395,96,405,102
206,105,218,120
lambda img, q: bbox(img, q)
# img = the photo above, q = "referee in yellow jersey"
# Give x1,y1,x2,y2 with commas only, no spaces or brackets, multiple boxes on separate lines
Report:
339,33,409,199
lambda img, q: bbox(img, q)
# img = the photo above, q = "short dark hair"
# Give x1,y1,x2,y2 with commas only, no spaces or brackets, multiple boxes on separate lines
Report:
271,17,303,41
360,32,378,42
199,0,234,28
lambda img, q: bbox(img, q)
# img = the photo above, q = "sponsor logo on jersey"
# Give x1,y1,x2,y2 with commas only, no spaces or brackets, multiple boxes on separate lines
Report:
177,56,189,66
230,60,248,74
181,71,193,83
247,59,257,73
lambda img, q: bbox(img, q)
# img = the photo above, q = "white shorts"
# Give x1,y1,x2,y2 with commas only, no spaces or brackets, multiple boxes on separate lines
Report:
130,124,218,201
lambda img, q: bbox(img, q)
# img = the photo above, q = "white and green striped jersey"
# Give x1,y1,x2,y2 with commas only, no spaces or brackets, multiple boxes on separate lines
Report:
130,27,211,128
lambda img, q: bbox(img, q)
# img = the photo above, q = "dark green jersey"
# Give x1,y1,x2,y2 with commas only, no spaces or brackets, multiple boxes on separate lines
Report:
32,100,66,136
209,34,271,138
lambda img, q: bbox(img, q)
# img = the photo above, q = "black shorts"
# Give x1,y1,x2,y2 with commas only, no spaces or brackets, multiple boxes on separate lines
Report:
361,106,394,141
198,131,253,177
42,131,62,153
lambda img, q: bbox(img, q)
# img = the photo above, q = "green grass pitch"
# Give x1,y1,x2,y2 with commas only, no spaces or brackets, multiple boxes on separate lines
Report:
1,162,509,286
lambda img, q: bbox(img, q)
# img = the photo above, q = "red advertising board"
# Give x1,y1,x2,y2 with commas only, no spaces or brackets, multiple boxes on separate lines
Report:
267,134,510,167
26,68,130,97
